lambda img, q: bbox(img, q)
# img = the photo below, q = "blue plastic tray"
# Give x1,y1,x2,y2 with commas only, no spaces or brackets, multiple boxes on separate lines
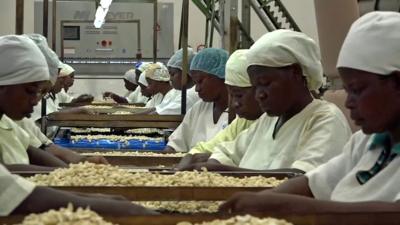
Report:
53,138,166,150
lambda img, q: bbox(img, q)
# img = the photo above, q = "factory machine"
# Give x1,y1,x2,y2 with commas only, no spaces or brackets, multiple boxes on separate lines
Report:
34,0,174,75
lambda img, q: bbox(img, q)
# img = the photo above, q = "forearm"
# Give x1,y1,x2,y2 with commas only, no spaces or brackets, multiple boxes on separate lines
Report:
262,176,314,197
27,146,68,167
5,164,57,172
45,144,84,164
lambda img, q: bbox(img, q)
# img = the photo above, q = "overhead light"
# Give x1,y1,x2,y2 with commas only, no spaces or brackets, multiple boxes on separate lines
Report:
93,0,113,28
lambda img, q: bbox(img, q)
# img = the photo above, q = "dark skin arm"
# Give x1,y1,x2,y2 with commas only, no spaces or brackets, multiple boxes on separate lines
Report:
180,159,305,174
220,176,400,215
27,146,68,167
103,92,128,103
5,164,57,172
12,186,158,216
70,94,94,104
45,144,109,164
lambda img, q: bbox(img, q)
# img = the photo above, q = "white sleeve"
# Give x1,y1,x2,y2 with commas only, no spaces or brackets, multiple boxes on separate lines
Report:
305,134,358,200
210,123,255,166
166,105,197,152
290,108,352,172
0,165,36,216
156,99,182,115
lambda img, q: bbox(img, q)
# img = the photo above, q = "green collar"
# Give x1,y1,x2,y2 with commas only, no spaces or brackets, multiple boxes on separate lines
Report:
369,132,400,154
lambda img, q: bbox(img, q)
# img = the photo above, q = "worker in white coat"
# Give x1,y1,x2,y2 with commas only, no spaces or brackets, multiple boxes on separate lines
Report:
185,30,352,173
0,35,68,170
220,11,400,217
103,65,148,104
163,48,230,153
176,49,264,169
152,48,201,115
56,63,94,104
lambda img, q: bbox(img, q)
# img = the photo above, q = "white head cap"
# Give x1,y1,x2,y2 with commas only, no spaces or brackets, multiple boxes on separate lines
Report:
138,72,148,87
0,35,49,86
59,63,75,77
247,29,323,91
24,33,60,85
337,11,400,75
225,49,251,87
123,69,137,85
144,63,170,82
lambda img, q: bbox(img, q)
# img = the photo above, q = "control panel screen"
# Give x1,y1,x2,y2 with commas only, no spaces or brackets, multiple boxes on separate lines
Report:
63,26,80,40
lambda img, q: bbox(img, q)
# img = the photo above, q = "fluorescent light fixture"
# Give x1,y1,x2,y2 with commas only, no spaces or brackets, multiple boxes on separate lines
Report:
93,0,113,28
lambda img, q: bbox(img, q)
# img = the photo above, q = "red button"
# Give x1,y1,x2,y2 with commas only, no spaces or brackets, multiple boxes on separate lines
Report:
108,41,112,46
101,40,107,47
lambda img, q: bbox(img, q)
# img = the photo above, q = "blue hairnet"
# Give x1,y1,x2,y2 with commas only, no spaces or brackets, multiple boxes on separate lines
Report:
167,48,196,71
190,48,229,79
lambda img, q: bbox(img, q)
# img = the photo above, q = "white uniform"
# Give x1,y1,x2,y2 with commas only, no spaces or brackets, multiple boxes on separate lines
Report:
167,101,229,152
31,96,59,121
15,118,52,148
0,164,35,216
0,115,30,164
145,93,164,108
210,99,352,172
56,89,74,104
126,87,148,104
155,87,200,115
307,130,400,202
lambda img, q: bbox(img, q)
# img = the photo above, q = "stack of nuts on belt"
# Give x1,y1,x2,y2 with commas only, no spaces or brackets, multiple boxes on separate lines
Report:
134,201,222,214
70,134,164,143
177,215,293,225
28,162,285,187
15,204,115,225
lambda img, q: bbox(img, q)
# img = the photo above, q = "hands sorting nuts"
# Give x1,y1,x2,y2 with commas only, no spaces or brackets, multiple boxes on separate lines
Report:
134,201,222,214
28,162,285,187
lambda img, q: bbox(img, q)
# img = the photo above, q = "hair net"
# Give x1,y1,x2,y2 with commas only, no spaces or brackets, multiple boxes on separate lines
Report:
59,63,75,77
144,63,170,82
138,72,148,86
167,48,196,71
24,33,60,85
123,69,137,84
0,35,49,86
247,29,323,91
337,11,400,75
137,62,151,72
225,49,251,87
190,48,229,79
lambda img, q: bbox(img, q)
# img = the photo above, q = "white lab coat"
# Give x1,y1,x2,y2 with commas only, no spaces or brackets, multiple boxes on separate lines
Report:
56,89,74,104
0,115,30,164
145,93,164,108
0,165,35,216
15,118,52,148
156,87,200,115
126,86,148,104
210,99,352,172
167,101,229,152
307,130,400,202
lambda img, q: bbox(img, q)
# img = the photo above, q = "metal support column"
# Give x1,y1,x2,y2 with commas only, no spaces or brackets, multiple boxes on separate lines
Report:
181,0,189,115
249,0,275,31
15,0,24,34
52,0,57,50
153,0,158,63
241,0,252,48
41,0,49,133
220,0,238,53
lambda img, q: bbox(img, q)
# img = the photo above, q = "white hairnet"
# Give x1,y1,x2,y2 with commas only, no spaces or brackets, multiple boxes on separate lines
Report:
137,62,151,72
123,69,137,84
24,33,60,85
0,35,49,86
337,11,400,75
225,49,251,87
144,63,170,82
247,29,323,91
59,63,75,77
138,72,148,87
167,48,196,71
190,48,229,79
